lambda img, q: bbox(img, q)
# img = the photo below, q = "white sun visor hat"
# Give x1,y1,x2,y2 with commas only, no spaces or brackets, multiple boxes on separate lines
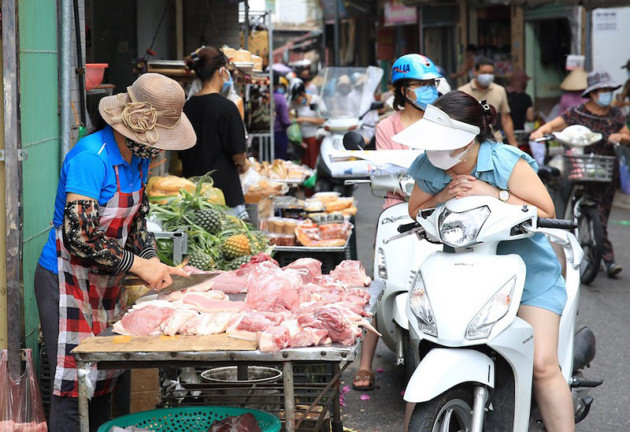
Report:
392,104,480,150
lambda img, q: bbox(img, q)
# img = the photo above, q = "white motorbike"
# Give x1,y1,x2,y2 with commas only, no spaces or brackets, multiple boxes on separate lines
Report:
341,131,601,431
400,196,601,431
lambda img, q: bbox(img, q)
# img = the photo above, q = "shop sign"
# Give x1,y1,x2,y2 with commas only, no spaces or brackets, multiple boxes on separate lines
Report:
384,0,417,27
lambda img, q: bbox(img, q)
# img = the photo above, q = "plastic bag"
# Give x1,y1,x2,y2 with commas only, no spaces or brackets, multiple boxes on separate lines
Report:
0,349,48,432
617,146,630,194
287,122,302,144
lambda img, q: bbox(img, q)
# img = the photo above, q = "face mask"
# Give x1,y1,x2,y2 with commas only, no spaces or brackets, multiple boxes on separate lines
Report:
426,146,470,170
220,67,233,94
407,85,439,111
595,91,613,107
125,137,161,159
277,88,286,95
477,74,495,87
300,97,307,105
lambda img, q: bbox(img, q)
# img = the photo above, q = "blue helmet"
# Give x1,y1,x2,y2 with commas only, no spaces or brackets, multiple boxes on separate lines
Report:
391,54,441,84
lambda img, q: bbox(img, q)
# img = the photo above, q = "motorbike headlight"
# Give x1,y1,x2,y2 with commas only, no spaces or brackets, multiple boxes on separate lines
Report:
409,271,437,337
376,247,387,280
439,205,490,248
465,276,516,340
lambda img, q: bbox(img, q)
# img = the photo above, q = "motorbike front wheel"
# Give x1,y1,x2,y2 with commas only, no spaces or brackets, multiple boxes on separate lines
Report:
577,206,604,285
408,387,473,432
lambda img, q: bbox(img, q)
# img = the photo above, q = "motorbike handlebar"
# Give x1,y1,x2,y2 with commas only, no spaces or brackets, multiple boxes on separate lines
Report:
397,222,421,233
538,218,577,230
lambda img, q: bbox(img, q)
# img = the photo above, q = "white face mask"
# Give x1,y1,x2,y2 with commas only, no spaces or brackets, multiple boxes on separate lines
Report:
426,146,470,170
477,73,495,87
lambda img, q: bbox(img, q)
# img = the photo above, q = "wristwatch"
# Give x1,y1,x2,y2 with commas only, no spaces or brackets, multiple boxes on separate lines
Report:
498,189,510,202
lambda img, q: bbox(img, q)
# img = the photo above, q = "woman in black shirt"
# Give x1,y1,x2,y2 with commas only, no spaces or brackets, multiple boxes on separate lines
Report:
180,46,249,215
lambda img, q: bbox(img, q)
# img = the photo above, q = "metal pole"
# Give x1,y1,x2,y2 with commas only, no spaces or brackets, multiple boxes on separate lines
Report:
334,0,340,65
244,1,250,50
1,0,24,379
268,11,275,159
61,0,73,157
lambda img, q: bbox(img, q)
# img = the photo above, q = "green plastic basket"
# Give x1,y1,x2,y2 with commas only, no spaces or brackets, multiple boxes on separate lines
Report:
97,406,281,432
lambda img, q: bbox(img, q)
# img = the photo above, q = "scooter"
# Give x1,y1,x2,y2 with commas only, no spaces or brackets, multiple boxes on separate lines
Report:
314,66,384,196
397,195,602,431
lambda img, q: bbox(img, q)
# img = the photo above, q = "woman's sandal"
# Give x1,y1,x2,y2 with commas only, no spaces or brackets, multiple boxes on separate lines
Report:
352,369,375,391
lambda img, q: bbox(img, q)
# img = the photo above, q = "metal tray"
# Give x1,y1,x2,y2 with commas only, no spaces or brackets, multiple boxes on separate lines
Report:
272,234,351,252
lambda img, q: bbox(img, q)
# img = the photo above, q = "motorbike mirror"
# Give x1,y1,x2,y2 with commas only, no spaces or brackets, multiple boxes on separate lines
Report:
343,131,365,151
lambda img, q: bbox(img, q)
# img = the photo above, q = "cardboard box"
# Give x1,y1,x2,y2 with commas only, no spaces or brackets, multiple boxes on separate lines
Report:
130,369,161,413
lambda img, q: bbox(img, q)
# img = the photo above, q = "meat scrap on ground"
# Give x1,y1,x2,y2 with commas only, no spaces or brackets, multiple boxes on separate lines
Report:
207,412,262,432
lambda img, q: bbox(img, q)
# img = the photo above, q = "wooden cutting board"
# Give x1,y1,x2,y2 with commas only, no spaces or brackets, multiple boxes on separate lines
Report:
72,333,257,354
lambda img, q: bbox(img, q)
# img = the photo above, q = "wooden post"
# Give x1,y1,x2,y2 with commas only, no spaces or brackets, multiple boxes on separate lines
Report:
511,5,524,71
176,0,184,59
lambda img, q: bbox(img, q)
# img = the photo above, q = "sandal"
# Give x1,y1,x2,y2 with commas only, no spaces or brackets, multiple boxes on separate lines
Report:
352,369,375,391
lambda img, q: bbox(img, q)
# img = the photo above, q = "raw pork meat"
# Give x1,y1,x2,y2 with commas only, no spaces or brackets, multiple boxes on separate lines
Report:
178,312,234,335
207,412,261,432
160,307,199,336
235,253,279,275
182,293,245,313
284,258,322,283
258,325,291,352
329,260,371,286
206,272,249,294
245,267,302,312
112,301,175,336
290,327,329,348
297,306,360,345
161,289,227,302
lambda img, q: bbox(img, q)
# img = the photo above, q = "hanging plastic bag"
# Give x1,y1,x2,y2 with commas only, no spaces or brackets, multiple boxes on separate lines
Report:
0,350,17,432
13,349,48,432
287,122,302,144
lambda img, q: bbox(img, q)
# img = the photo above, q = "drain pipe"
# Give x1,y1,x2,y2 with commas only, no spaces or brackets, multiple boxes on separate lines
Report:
60,0,73,157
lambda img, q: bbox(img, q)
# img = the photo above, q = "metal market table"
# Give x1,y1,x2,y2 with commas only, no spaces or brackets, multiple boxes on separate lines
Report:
73,282,383,432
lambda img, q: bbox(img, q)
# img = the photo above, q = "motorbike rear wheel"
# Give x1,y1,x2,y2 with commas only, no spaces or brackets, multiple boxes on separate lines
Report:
577,206,604,285
408,387,473,432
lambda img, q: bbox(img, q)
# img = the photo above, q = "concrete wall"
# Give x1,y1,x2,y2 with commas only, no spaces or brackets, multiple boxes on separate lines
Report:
184,0,240,53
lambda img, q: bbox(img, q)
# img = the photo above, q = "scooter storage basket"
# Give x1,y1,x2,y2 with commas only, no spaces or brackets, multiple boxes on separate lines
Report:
97,406,281,432
563,154,615,182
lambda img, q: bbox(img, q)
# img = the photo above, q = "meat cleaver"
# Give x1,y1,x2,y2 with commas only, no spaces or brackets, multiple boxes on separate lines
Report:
122,273,219,295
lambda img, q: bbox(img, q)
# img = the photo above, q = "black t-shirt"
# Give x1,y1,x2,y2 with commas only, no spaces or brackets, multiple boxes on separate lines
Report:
180,93,246,207
506,91,533,131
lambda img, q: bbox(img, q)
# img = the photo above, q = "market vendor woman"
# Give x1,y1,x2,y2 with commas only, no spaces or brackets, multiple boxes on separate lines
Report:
34,73,195,431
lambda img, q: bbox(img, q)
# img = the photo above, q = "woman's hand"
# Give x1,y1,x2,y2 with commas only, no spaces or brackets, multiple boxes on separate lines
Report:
609,133,624,144
130,257,189,291
529,128,546,141
448,175,497,199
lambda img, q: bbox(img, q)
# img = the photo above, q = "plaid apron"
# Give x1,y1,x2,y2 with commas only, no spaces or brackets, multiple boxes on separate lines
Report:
54,164,143,397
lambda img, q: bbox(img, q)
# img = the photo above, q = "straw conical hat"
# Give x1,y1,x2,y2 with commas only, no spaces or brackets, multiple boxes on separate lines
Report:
560,68,588,92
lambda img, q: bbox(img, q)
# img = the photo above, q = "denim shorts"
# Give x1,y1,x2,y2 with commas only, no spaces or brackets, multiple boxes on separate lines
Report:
521,275,567,316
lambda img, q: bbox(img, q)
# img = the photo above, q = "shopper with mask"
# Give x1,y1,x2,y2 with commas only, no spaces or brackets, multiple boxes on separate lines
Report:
35,73,194,431
289,78,326,169
273,73,292,159
531,70,630,277
352,53,442,391
458,57,518,147
180,46,249,217
398,90,573,432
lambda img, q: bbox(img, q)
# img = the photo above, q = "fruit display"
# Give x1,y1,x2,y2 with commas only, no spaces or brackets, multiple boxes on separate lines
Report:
149,174,269,271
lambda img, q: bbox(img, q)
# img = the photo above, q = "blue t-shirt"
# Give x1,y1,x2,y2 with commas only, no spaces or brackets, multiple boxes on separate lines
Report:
38,126,150,273
408,141,563,302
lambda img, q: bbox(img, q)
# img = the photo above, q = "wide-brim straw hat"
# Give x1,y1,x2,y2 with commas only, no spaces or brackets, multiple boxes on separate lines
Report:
99,73,196,150
559,69,588,92
581,70,621,97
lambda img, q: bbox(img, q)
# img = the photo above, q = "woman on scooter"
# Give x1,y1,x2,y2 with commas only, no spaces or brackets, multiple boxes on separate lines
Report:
530,70,630,278
352,54,443,391
402,90,574,432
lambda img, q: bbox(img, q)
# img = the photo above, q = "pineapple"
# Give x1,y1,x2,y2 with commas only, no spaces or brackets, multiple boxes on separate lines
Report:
222,214,246,232
193,209,222,234
227,255,253,270
221,234,251,260
187,250,215,271
250,231,269,253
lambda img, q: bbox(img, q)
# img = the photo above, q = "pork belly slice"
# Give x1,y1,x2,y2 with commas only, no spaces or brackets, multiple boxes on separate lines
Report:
160,307,199,336
178,312,234,335
182,292,245,313
113,300,175,336
258,325,291,352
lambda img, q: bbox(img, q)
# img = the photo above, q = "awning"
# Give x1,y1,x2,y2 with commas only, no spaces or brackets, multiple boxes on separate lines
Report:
402,0,629,10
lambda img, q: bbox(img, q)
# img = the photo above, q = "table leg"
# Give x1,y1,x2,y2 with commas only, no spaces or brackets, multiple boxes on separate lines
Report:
331,363,343,432
77,361,90,432
282,361,295,432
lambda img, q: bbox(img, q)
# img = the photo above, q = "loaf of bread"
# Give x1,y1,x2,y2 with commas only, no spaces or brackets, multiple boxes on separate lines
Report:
232,49,252,63
252,55,263,71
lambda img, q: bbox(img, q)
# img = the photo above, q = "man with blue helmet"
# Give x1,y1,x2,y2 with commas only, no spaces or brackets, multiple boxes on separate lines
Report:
352,53,443,392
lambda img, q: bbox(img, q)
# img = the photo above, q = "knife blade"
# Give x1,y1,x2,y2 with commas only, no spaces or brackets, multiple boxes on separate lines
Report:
122,273,220,295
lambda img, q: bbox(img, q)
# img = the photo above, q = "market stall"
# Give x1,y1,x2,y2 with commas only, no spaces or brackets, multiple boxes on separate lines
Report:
72,261,383,432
